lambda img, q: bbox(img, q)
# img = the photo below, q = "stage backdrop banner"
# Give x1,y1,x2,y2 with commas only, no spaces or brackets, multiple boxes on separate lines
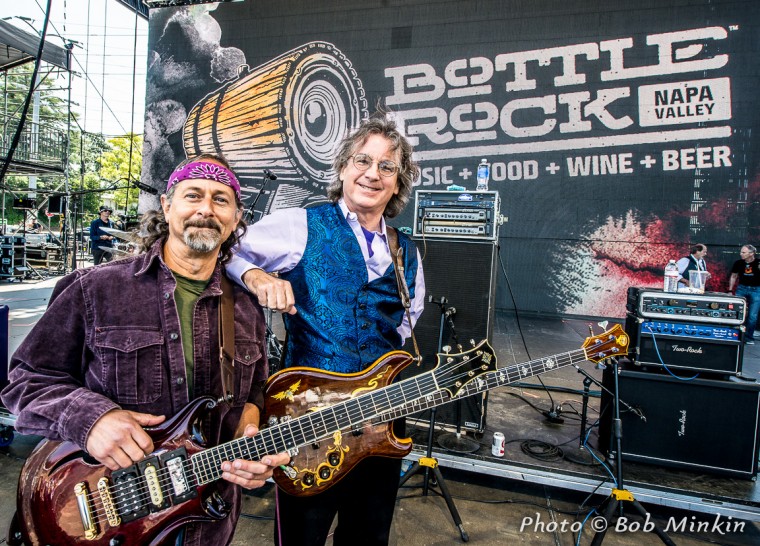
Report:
142,0,760,318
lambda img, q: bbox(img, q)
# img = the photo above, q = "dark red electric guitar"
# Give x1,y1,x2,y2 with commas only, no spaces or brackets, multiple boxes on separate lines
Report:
10,325,627,545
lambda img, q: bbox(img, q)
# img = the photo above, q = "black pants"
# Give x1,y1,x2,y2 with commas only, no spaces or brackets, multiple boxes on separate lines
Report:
92,246,111,265
274,455,402,546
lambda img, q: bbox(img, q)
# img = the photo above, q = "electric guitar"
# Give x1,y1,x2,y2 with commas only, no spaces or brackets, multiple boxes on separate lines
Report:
11,325,627,545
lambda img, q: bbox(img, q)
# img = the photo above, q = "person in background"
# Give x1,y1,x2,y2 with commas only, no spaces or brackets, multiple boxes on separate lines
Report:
1,154,289,545
676,243,709,286
90,205,115,265
227,113,425,546
729,244,760,344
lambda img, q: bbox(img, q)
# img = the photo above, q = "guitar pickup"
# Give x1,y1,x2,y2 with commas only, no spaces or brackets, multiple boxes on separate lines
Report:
138,456,170,512
160,447,197,504
112,465,151,523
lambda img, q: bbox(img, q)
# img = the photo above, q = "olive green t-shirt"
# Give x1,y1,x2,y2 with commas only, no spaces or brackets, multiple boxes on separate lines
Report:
173,273,210,396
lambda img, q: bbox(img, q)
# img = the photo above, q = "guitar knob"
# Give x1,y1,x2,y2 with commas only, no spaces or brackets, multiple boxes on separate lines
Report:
303,473,315,486
311,443,320,450
319,467,332,480
328,452,340,466
442,345,451,354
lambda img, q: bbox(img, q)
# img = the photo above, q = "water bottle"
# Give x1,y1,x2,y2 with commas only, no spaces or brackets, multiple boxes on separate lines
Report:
664,260,679,293
476,158,490,191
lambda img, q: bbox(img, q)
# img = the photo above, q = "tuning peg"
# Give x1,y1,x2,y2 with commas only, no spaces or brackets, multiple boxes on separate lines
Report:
587,324,594,337
442,345,451,354
470,339,476,347
598,320,609,330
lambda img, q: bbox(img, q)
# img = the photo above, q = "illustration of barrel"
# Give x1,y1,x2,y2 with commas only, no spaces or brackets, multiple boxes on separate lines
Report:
184,41,368,191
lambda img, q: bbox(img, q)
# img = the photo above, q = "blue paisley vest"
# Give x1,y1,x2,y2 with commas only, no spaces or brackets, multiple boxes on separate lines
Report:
281,203,418,373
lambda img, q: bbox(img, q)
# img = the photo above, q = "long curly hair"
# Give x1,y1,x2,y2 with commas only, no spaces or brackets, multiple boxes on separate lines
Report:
136,154,246,264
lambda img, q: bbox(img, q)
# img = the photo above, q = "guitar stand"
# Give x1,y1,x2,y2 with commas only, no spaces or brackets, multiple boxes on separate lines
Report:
590,358,675,546
398,296,469,542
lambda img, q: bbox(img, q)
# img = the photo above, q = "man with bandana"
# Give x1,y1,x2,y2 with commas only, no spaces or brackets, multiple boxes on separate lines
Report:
2,154,290,545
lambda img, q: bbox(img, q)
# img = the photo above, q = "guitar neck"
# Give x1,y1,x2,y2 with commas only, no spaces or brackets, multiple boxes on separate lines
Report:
372,347,589,423
191,345,592,485
190,360,449,484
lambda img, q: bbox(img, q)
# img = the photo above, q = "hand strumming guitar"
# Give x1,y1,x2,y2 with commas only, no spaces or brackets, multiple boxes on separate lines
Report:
85,409,165,471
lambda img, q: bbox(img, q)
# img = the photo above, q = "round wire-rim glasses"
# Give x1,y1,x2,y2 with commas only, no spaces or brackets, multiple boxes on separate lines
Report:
351,154,398,177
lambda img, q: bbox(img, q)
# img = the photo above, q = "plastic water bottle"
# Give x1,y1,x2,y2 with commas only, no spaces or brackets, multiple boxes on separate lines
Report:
476,159,490,191
664,260,679,293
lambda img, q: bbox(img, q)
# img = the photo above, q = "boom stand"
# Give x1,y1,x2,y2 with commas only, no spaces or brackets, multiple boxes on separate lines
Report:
398,296,469,542
590,358,675,546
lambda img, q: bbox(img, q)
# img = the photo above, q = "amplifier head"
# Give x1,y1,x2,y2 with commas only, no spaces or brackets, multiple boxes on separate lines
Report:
628,286,745,326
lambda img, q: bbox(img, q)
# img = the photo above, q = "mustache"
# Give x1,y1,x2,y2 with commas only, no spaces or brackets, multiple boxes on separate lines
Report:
184,218,222,231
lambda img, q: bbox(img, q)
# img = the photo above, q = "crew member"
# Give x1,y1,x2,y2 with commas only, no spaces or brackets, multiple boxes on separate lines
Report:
227,114,425,546
90,205,115,264
729,244,760,344
676,243,709,286
2,155,290,545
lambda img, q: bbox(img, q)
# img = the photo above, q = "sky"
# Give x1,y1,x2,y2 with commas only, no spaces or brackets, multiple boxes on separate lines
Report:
1,0,149,137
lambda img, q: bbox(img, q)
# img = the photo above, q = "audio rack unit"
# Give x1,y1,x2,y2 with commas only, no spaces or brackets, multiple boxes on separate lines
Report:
413,191,501,240
627,288,745,326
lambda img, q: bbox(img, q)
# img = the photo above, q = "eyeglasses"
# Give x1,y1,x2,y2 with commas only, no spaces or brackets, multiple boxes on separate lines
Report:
351,154,398,177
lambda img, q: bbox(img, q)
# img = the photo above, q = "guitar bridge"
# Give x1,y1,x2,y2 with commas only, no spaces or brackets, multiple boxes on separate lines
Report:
74,481,99,540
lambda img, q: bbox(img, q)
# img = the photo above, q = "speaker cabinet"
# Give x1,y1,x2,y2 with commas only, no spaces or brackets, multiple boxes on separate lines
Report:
598,366,760,478
47,195,64,214
0,305,7,385
402,238,498,432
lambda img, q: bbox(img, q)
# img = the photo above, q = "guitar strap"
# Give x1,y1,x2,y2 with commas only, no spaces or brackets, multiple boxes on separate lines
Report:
218,274,235,403
387,227,421,362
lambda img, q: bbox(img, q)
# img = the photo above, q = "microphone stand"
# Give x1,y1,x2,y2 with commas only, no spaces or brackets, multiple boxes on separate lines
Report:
399,295,469,542
437,305,480,454
243,169,277,224
241,170,282,376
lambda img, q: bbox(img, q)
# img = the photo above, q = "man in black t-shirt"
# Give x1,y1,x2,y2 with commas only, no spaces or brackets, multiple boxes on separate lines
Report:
729,244,760,344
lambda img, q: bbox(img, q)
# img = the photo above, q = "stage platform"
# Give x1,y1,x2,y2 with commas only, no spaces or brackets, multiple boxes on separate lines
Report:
1,278,760,543
405,313,760,522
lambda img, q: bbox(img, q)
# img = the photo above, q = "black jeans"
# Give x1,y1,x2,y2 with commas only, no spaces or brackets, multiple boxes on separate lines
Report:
92,246,112,265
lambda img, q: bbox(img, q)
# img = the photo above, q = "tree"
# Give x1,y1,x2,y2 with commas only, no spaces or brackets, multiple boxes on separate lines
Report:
97,133,142,217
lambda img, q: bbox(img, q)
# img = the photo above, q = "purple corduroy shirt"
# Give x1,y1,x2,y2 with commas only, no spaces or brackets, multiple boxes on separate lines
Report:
1,239,268,545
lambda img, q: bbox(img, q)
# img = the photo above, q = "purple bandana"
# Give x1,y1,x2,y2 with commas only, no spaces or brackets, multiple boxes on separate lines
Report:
167,161,241,199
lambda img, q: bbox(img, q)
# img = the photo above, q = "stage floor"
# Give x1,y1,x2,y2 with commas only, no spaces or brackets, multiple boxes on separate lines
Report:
2,278,760,543
405,312,760,522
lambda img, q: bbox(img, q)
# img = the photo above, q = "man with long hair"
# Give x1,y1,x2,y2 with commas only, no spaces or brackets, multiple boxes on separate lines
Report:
228,114,425,546
2,154,289,545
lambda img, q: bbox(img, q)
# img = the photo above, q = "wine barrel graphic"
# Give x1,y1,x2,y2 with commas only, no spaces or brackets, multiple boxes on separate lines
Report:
183,41,368,189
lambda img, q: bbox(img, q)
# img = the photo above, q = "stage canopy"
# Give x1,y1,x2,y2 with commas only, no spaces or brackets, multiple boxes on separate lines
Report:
0,19,70,72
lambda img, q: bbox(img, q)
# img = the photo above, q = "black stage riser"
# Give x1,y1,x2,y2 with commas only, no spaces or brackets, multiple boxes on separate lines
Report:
598,367,760,479
402,238,497,432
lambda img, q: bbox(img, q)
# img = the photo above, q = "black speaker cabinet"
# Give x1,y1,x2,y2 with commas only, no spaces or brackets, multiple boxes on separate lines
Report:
402,238,498,432
598,366,760,479
47,195,64,214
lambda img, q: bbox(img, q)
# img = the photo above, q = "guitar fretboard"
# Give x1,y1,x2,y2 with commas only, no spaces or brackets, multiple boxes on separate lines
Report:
373,347,590,422
189,354,452,485
189,343,594,485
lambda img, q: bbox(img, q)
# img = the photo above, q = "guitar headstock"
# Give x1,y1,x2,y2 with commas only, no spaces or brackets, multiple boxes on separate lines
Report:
434,340,498,397
582,324,629,363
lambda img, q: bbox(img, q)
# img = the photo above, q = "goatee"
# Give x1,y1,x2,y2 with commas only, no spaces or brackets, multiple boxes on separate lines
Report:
183,219,222,253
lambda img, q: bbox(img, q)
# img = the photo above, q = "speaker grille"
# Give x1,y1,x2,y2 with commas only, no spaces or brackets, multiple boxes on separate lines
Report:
599,367,760,478
403,238,498,432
